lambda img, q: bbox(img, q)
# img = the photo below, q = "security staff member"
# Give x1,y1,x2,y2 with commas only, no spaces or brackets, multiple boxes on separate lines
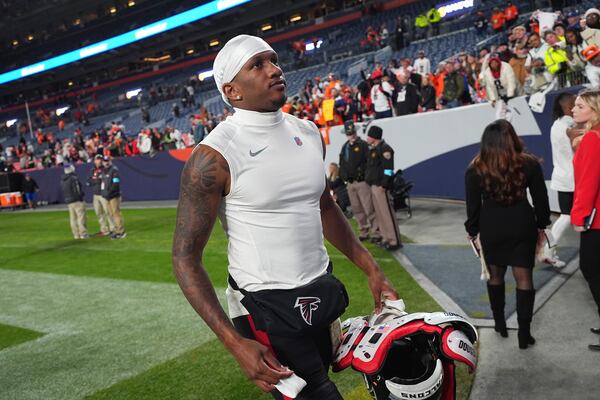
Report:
365,126,401,250
339,120,380,242
101,156,126,239
87,154,114,236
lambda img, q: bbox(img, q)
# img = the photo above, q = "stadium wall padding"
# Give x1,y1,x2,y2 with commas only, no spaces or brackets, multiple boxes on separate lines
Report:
29,88,575,205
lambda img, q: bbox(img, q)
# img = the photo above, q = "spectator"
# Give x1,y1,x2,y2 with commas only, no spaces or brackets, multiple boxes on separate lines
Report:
420,75,437,111
565,28,586,72
525,33,551,92
505,2,519,28
379,23,389,47
426,6,442,36
554,23,566,41
581,8,600,49
509,25,530,88
441,63,464,109
496,42,513,63
370,70,394,119
474,10,489,36
491,8,506,33
393,72,420,116
482,57,517,120
172,103,180,118
415,13,429,40
327,162,350,214
61,164,88,240
22,174,39,208
543,30,569,75
395,15,406,49
413,50,431,76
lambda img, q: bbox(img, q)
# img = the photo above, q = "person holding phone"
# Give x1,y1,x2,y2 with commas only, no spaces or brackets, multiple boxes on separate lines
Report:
465,120,550,349
570,90,600,351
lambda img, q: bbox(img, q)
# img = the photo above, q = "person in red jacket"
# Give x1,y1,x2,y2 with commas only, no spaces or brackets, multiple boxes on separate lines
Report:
504,2,519,28
570,90,600,352
491,8,506,33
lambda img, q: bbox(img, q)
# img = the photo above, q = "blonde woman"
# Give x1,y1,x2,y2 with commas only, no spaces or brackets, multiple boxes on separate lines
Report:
570,90,600,351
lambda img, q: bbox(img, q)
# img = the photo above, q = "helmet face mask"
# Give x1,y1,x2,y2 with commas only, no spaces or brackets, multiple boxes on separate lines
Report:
362,334,444,400
333,302,478,400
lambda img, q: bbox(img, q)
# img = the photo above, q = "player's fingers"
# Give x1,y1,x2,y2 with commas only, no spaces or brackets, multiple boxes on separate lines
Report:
254,379,276,393
263,351,290,374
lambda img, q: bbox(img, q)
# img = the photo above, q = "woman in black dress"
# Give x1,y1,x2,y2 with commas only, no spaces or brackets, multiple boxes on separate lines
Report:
465,120,551,349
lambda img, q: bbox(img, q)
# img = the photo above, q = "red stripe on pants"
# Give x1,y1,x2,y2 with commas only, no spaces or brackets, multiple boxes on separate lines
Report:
246,315,293,400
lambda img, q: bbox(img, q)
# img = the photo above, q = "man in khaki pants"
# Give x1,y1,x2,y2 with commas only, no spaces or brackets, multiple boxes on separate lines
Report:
87,154,114,235
61,164,88,239
338,120,380,242
101,156,126,239
365,126,401,251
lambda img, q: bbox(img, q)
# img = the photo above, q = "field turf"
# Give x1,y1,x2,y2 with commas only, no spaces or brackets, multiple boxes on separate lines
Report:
0,208,474,399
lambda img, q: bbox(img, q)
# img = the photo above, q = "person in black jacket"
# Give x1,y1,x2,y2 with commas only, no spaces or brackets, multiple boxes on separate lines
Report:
420,75,437,111
87,154,114,236
22,174,39,209
465,120,550,349
61,164,88,239
101,156,126,239
365,126,401,250
394,72,420,116
339,120,379,241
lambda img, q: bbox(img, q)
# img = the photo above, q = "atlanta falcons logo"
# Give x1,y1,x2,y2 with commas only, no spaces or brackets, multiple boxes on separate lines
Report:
294,297,321,326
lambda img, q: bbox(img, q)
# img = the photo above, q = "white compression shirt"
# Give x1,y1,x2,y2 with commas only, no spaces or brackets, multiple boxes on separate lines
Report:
201,108,330,317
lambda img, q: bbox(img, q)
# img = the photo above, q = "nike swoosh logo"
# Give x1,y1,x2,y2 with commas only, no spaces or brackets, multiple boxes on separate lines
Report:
249,146,268,157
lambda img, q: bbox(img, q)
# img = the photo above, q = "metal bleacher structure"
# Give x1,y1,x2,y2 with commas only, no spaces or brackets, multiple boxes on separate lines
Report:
3,0,591,150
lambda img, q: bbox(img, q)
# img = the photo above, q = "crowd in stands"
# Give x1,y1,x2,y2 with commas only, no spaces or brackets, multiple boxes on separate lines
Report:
4,2,600,173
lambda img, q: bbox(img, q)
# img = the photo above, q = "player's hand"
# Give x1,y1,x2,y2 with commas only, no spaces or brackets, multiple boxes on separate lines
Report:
231,337,292,392
367,268,399,314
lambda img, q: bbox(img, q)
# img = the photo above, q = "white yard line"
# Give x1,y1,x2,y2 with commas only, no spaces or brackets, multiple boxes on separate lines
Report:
0,269,223,400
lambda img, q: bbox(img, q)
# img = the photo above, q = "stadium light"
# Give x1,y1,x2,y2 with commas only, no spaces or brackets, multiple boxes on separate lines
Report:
197,70,214,81
0,0,252,86
128,1,136,6
186,48,195,55
12,39,18,46
109,6,117,15
56,106,70,116
73,18,81,26
261,23,272,31
5,119,17,128
27,34,34,41
209,39,220,47
125,88,142,99
289,14,301,23
68,81,73,86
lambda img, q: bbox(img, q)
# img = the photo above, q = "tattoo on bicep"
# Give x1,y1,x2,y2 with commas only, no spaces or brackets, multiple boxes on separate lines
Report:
172,148,224,259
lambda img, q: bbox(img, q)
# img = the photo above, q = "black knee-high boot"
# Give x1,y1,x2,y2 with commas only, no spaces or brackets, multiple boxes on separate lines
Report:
516,289,536,349
487,283,508,337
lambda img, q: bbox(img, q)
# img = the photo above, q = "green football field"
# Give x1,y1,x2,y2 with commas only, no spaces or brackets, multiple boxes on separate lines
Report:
0,208,474,399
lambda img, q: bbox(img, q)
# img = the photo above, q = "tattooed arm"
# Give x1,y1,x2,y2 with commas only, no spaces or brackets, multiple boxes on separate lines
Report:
172,144,290,392
318,135,398,313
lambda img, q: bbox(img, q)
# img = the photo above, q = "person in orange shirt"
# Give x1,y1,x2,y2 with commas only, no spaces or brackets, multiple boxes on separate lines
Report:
504,2,519,28
491,8,506,33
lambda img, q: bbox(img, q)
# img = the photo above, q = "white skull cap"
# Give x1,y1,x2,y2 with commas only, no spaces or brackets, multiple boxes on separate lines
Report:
213,34,274,105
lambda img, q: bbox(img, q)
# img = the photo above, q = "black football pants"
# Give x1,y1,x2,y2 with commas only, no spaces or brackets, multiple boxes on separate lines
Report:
232,315,343,400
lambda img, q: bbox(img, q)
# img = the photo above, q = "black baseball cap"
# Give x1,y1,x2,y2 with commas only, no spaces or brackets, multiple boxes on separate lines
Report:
344,120,356,135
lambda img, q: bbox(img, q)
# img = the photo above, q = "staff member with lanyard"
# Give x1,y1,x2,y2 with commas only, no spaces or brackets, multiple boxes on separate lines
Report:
339,120,380,242
171,35,398,399
365,126,402,250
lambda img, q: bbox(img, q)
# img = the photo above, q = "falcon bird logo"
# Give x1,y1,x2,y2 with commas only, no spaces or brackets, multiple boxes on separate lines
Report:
294,297,321,325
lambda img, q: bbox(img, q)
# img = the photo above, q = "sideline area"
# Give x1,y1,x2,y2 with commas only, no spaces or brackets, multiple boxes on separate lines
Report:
394,198,598,400
5,197,598,399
